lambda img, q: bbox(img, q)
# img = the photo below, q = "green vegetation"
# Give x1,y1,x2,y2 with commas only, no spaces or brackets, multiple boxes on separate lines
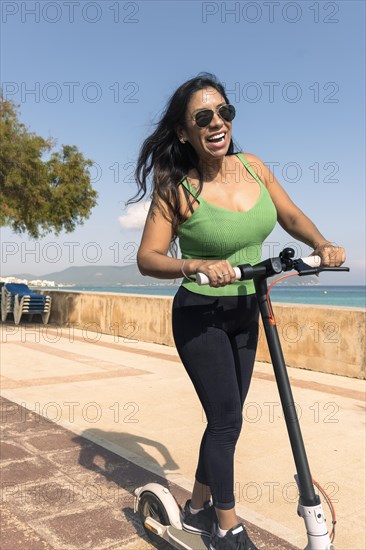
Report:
0,95,98,238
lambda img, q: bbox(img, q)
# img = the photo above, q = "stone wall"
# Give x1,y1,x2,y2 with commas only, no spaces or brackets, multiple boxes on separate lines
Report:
43,290,365,379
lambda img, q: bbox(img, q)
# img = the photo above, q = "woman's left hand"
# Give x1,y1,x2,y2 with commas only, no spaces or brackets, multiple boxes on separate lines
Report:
313,243,346,267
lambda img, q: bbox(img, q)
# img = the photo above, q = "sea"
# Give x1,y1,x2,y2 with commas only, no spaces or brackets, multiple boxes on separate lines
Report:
53,285,366,308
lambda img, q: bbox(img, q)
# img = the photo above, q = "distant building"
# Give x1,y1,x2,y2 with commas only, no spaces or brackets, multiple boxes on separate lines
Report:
0,277,57,287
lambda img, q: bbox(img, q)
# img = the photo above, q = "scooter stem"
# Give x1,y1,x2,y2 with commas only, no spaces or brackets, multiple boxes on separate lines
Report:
254,277,334,549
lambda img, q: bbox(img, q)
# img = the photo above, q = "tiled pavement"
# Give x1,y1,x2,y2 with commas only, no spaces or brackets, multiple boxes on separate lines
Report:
1,320,365,549
1,396,297,550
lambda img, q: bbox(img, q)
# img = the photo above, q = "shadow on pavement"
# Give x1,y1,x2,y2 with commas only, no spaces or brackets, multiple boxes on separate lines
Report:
74,428,180,487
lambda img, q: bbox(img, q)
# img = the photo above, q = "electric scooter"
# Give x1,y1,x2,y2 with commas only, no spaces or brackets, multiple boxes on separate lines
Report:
134,248,349,550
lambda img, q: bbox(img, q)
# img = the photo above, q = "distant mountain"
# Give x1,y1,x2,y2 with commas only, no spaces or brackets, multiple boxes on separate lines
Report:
6,264,174,287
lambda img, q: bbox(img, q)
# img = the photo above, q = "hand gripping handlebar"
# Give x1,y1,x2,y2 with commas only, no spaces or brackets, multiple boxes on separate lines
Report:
196,248,349,285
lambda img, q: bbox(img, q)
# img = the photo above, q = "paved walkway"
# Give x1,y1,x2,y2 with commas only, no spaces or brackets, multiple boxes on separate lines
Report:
1,321,365,549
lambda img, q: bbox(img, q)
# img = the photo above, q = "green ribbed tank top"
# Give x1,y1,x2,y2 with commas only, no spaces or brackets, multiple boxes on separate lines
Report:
178,153,277,296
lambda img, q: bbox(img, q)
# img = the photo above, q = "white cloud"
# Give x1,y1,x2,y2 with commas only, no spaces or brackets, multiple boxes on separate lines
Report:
118,201,151,229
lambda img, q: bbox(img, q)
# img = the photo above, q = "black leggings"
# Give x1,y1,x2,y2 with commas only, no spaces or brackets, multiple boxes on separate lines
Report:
172,286,259,510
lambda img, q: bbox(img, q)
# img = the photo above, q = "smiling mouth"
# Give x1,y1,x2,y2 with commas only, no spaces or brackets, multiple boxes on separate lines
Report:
207,132,226,144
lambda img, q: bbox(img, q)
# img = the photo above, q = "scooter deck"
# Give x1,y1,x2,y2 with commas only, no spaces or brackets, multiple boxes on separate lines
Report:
167,526,210,549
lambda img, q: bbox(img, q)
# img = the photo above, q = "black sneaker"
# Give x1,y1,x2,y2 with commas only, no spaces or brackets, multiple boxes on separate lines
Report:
209,523,258,550
182,499,217,536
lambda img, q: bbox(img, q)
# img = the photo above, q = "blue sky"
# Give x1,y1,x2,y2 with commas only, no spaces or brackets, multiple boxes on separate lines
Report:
1,0,365,284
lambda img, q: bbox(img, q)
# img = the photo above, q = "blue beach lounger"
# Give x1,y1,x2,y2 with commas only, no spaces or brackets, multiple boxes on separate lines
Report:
1,283,52,325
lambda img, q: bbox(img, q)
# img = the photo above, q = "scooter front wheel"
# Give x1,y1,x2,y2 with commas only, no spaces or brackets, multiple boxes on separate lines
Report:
138,491,172,549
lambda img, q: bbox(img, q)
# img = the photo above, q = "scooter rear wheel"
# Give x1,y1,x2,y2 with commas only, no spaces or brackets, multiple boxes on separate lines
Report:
138,491,172,549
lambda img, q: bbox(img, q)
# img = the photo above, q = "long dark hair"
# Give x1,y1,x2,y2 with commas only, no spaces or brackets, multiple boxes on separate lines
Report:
127,73,238,251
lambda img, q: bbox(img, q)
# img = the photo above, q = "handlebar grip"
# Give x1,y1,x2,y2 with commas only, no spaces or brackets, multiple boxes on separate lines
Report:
196,267,242,286
300,255,321,268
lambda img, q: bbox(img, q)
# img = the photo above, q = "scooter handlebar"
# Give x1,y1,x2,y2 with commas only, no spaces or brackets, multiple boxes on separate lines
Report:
196,254,323,286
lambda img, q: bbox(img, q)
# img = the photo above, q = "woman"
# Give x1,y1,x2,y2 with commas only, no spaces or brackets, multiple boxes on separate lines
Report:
130,73,345,550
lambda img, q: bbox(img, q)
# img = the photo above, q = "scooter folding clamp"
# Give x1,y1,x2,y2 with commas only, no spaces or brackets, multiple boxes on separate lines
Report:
297,502,334,550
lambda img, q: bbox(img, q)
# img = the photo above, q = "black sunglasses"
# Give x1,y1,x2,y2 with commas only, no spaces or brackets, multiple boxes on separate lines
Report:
194,104,236,128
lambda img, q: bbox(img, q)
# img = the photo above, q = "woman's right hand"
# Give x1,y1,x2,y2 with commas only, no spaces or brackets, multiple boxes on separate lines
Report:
193,259,237,287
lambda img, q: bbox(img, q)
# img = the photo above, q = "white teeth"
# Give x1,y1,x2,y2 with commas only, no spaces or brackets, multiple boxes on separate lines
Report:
207,132,225,142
